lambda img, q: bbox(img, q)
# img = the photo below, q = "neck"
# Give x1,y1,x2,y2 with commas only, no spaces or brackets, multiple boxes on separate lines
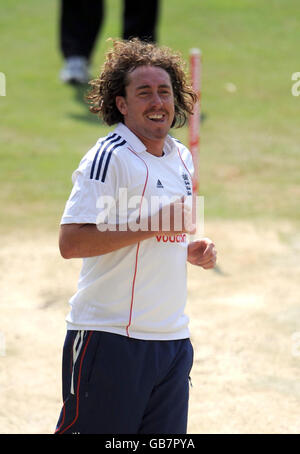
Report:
143,138,165,157
125,124,166,157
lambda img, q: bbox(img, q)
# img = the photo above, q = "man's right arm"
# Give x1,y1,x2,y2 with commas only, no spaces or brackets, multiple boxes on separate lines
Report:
59,223,157,258
59,198,194,258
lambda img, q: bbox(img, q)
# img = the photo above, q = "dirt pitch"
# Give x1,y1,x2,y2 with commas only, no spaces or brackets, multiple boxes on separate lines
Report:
0,220,300,434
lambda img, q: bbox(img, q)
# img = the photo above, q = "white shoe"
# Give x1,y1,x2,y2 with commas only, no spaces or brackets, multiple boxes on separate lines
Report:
60,56,91,84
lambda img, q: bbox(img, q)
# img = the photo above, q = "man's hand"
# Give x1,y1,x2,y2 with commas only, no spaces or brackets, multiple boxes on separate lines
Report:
158,196,196,235
187,238,217,269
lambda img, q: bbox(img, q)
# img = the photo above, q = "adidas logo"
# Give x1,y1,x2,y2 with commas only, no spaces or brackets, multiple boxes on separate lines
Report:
156,179,164,188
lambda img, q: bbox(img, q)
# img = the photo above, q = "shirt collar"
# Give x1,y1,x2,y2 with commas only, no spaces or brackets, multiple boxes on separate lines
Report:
114,123,177,156
114,123,146,153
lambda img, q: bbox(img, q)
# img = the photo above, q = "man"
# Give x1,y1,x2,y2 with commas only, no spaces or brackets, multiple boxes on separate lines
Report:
59,0,160,84
55,38,217,434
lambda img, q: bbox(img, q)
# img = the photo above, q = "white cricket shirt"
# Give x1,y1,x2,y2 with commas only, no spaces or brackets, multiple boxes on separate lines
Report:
61,123,194,340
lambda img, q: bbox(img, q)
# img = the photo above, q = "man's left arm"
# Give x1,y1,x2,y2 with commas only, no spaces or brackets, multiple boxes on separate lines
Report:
187,238,217,269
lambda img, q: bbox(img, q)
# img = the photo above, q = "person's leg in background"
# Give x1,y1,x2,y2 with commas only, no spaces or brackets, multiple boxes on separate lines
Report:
122,0,160,42
59,0,160,84
59,0,104,84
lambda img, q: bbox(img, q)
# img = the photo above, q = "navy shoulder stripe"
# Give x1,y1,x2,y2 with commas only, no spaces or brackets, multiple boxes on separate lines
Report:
90,133,116,179
101,139,126,182
90,135,126,182
95,135,121,180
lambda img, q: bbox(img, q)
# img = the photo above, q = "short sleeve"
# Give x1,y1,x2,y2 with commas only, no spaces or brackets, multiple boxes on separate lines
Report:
60,156,119,225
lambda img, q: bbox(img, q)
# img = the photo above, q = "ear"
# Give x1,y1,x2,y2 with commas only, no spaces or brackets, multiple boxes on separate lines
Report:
115,96,128,116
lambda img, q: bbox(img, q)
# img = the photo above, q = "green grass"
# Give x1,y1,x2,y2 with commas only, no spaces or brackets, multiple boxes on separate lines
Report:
0,0,299,233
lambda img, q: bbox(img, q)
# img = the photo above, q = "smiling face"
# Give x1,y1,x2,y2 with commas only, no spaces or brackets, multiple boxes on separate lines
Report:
115,66,175,154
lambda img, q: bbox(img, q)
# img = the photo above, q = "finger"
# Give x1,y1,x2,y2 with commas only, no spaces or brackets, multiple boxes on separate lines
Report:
201,258,217,269
203,247,216,261
200,247,217,261
197,252,217,267
202,262,216,270
203,242,215,256
197,258,215,267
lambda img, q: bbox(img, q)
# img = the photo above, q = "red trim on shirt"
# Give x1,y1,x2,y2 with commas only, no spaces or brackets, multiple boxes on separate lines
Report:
177,147,193,182
126,148,149,337
177,147,197,228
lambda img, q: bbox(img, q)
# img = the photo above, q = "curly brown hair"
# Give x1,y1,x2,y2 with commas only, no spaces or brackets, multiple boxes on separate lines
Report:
86,38,198,128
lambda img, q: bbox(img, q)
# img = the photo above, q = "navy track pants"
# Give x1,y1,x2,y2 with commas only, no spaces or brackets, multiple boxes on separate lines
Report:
55,330,194,434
